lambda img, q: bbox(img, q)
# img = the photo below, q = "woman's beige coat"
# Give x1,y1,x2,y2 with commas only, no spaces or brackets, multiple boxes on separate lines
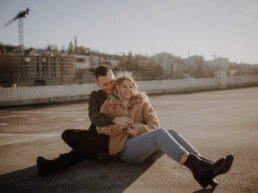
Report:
97,92,160,156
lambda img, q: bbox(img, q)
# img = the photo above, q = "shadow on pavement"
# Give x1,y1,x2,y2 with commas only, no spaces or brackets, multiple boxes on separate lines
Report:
193,188,215,193
0,159,153,193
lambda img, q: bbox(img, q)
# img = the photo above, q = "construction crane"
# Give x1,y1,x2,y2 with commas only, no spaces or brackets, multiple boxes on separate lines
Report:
4,8,30,54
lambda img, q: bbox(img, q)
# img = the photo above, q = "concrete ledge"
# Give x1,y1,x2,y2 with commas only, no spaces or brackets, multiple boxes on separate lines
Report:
0,95,90,107
1,74,258,107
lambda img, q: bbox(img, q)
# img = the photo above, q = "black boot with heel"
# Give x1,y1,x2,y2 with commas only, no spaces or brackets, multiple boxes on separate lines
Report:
197,154,234,188
198,154,234,175
184,153,226,189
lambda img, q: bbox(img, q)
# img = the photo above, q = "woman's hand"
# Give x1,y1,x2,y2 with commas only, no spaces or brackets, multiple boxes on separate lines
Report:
113,117,133,129
127,124,138,137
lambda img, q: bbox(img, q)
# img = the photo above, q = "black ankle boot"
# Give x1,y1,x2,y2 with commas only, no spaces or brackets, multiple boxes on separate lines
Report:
184,153,226,189
194,154,234,188
37,156,64,176
219,154,234,174
198,154,234,175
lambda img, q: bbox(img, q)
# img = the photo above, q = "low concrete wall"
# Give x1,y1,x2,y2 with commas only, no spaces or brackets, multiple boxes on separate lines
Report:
0,84,98,107
1,74,258,107
226,75,258,88
137,77,218,94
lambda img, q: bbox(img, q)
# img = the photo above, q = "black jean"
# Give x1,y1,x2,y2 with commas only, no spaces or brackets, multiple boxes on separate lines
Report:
59,124,109,168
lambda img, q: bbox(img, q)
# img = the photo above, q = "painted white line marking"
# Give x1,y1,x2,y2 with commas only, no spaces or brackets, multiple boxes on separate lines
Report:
0,132,61,145
74,119,86,122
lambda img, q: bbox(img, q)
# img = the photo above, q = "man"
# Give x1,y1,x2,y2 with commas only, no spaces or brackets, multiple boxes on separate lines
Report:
37,65,133,176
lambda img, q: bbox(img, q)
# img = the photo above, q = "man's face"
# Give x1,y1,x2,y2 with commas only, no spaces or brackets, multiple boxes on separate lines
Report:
96,70,116,95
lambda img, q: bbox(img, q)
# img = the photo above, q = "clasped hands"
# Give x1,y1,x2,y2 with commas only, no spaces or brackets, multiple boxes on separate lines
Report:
113,116,139,137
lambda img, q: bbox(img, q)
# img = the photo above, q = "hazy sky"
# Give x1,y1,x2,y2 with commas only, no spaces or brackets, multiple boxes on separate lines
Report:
1,0,258,64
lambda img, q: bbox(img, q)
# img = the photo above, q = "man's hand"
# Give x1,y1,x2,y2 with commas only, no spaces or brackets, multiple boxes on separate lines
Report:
113,117,133,128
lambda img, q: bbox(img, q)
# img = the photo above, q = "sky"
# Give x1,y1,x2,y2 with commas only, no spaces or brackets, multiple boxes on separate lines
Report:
0,0,258,64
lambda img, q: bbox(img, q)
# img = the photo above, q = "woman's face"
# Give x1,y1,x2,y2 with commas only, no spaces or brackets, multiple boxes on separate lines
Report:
119,80,134,100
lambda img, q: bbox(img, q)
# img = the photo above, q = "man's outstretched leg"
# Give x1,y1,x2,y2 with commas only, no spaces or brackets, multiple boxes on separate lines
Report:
62,124,97,149
61,129,91,149
37,132,110,176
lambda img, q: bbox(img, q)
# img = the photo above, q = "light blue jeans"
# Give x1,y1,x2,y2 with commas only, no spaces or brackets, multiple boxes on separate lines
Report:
119,128,199,164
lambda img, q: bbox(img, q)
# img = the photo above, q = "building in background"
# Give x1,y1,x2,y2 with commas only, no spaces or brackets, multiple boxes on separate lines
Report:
151,52,173,74
207,57,229,70
0,54,75,87
74,54,120,84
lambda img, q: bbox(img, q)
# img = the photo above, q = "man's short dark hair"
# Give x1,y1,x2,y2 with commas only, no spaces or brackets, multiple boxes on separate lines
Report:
95,65,111,79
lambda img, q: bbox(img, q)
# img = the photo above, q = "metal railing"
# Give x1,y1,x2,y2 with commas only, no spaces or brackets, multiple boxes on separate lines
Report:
115,71,183,81
3,70,258,87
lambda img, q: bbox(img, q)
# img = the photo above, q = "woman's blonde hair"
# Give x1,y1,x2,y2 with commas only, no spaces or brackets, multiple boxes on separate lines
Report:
113,76,138,100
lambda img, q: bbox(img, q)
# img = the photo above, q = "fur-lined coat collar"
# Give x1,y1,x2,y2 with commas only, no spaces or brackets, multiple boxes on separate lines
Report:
108,92,148,107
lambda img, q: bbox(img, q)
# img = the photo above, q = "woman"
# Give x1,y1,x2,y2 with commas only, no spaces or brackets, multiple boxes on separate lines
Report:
97,76,233,189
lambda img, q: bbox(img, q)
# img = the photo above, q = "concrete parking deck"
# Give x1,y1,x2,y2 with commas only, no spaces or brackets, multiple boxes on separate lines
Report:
0,87,258,193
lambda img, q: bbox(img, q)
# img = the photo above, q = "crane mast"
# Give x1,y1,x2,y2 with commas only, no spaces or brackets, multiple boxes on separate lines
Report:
4,8,30,54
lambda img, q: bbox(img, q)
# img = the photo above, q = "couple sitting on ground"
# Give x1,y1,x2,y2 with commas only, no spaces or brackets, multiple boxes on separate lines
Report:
37,65,233,189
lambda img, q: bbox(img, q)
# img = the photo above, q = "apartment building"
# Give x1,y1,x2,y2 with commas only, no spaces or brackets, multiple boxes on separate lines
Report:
0,54,76,87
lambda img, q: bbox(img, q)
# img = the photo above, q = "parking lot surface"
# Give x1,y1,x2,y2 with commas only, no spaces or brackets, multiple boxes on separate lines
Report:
0,87,258,193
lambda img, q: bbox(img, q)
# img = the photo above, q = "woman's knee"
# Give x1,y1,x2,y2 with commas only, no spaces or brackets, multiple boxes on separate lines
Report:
167,128,178,136
152,128,169,138
154,128,167,133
